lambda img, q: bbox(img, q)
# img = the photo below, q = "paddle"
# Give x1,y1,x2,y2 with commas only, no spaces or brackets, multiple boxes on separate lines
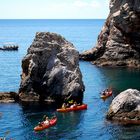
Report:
42,115,47,121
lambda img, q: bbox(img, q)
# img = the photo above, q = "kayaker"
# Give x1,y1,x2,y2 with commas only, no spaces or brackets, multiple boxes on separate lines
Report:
62,103,66,109
102,91,106,95
70,101,77,108
102,88,109,96
43,117,50,125
38,115,50,126
38,115,47,126
106,88,109,92
68,99,74,105
105,88,111,95
66,103,70,107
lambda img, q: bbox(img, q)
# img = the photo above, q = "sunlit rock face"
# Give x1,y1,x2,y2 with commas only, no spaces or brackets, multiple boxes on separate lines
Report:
80,0,140,68
107,89,140,124
19,32,85,103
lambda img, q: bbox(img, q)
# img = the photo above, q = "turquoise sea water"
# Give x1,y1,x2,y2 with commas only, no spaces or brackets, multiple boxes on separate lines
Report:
0,19,140,140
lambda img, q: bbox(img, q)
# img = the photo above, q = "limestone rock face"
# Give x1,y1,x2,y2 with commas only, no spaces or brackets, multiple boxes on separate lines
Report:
80,0,140,67
107,89,140,124
19,32,84,103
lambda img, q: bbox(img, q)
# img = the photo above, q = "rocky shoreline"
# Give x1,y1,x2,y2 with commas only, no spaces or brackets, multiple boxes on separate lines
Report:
80,0,140,68
0,92,58,104
0,92,19,103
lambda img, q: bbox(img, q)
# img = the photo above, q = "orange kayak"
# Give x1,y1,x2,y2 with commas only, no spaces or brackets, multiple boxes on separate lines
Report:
57,104,87,112
34,117,57,131
100,91,112,99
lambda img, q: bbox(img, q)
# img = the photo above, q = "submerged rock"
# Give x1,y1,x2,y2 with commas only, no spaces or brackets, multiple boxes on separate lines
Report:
19,32,84,103
0,92,19,103
80,0,140,68
107,89,140,124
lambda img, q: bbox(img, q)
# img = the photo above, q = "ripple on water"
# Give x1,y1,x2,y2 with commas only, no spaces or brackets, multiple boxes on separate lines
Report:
0,20,140,140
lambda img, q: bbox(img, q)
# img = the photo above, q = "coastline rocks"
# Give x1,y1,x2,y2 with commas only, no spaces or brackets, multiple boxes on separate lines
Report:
19,32,85,103
80,0,140,68
0,92,19,103
107,89,140,124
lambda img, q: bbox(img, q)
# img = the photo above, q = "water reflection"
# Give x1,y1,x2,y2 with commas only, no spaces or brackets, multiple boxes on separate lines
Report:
99,67,140,92
95,66,140,140
19,103,86,140
80,62,140,139
0,62,140,139
106,122,140,140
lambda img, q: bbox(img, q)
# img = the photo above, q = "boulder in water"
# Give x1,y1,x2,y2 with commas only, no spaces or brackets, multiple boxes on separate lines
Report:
107,89,140,124
19,32,85,103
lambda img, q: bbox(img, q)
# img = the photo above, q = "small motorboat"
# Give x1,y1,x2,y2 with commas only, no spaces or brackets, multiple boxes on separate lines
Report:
34,117,57,131
57,104,87,112
100,89,112,99
0,42,19,51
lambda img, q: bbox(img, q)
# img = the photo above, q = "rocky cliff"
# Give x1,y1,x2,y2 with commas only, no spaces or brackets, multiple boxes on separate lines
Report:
80,0,140,67
19,32,84,103
107,89,140,124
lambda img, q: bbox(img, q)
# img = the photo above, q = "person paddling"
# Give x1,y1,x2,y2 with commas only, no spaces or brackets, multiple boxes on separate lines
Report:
38,115,50,126
43,117,50,125
62,103,66,109
70,101,77,108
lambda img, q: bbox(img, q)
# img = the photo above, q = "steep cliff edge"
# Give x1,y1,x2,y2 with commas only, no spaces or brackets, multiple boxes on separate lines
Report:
19,32,85,103
80,0,140,67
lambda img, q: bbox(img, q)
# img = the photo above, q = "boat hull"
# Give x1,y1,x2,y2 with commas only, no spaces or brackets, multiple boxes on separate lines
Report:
34,118,57,131
57,104,87,112
100,91,112,99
